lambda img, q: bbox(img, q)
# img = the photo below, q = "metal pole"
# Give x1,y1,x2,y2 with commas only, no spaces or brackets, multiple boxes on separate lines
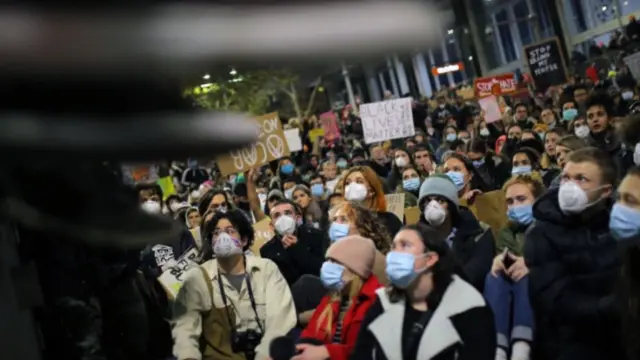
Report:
341,62,356,108
615,0,625,29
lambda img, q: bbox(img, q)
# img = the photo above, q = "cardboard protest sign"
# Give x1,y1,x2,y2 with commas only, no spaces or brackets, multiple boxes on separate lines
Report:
474,73,518,98
360,98,414,144
217,113,290,176
157,247,200,299
523,37,568,93
478,96,503,123
250,218,275,255
405,207,421,225
385,193,406,223
284,128,303,152
460,190,508,239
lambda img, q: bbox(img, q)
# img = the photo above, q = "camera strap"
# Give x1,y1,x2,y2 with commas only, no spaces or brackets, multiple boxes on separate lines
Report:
216,261,264,334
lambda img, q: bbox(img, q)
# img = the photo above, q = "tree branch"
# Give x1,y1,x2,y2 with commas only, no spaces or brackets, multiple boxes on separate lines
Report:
304,77,322,118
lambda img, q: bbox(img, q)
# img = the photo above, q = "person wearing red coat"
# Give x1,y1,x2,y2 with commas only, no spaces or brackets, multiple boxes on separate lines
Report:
294,235,382,360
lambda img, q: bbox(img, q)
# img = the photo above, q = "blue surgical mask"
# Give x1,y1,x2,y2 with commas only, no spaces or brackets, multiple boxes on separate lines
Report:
281,163,294,175
609,203,640,240
472,158,485,168
445,171,465,191
507,204,534,225
445,133,457,142
284,188,294,200
403,178,421,191
562,108,578,122
329,222,350,242
511,165,533,176
320,262,345,290
311,183,324,197
385,251,426,289
337,160,348,169
622,91,634,101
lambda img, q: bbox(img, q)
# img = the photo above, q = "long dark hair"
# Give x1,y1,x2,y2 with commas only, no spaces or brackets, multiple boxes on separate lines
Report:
387,223,464,309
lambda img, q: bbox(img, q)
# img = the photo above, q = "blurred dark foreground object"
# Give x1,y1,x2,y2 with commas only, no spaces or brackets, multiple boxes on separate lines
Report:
0,2,446,359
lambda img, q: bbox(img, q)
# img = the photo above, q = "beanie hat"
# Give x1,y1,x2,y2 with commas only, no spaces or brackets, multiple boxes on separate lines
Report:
418,175,459,208
325,235,376,278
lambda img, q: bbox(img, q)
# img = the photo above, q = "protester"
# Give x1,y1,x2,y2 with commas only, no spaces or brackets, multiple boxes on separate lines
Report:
418,175,494,290
294,236,382,360
291,184,325,227
172,209,296,360
524,147,623,360
340,165,403,236
485,175,545,360
261,199,326,285
351,224,495,360
399,166,421,207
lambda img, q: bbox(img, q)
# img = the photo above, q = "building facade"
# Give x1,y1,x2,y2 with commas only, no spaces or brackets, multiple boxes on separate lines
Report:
334,0,640,106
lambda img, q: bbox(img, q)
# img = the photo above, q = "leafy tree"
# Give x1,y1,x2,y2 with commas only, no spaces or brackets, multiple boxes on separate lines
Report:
185,67,322,118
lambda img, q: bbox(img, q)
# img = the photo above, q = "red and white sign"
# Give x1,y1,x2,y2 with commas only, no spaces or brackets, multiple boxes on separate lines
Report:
473,73,518,98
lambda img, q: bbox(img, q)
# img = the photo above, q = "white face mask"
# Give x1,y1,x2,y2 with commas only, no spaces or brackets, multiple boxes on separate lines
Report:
395,157,407,168
213,232,243,258
558,181,603,214
345,183,368,202
424,200,446,226
634,143,640,166
622,91,634,100
274,215,297,236
479,128,490,137
169,202,181,213
141,200,162,214
574,125,590,139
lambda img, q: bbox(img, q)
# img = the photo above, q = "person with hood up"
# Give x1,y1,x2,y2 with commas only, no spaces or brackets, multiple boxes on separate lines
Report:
417,175,495,291
291,236,383,360
524,147,623,360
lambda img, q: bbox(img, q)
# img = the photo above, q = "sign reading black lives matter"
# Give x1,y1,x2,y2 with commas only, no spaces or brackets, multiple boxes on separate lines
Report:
360,97,415,144
523,37,568,92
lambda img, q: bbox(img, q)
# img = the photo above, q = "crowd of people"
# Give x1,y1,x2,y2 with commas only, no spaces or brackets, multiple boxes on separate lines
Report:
105,67,640,360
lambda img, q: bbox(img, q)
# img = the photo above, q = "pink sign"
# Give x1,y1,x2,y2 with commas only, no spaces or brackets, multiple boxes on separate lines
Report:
320,111,341,143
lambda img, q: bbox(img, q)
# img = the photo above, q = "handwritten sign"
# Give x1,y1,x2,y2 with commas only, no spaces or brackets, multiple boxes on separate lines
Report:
157,247,200,299
284,128,303,152
217,113,290,176
320,111,341,142
523,37,567,92
405,207,421,225
250,218,275,255
474,73,518,98
385,193,406,223
478,95,503,124
360,98,415,144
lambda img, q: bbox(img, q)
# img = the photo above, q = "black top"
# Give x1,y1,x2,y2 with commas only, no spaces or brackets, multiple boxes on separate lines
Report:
377,210,403,238
402,305,432,360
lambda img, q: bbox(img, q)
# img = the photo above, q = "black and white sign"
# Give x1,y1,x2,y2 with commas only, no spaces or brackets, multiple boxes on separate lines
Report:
360,97,415,144
524,37,568,92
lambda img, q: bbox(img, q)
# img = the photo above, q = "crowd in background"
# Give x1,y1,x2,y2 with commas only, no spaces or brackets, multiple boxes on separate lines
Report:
33,54,640,360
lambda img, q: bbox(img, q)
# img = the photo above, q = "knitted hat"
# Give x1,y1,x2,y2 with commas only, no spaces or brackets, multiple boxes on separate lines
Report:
325,235,376,278
418,175,459,208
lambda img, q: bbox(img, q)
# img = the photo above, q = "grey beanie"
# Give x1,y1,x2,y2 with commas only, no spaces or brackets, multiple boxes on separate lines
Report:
418,175,459,208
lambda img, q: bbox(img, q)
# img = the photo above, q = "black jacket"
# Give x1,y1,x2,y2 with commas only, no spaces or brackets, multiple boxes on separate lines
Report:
524,189,623,360
588,128,634,180
449,207,495,291
351,275,495,360
260,224,327,285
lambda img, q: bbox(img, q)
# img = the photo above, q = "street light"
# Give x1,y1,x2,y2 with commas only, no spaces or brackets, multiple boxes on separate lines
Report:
230,68,237,76
203,74,210,80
